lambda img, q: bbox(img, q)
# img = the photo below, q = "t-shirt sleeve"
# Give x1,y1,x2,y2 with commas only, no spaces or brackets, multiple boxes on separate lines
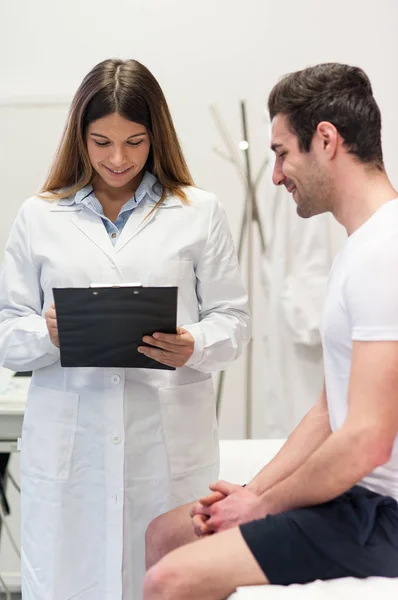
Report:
344,235,398,341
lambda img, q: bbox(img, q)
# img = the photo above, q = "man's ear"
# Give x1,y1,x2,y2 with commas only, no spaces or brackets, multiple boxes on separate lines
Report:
315,121,339,158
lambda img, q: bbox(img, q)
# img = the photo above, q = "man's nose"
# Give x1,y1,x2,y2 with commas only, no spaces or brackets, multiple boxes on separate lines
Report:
272,162,285,186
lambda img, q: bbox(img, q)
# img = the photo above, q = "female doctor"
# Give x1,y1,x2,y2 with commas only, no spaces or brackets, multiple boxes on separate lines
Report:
0,59,250,600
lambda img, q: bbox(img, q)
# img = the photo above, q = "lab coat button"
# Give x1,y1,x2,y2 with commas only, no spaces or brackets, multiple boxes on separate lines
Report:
111,375,121,385
112,436,121,444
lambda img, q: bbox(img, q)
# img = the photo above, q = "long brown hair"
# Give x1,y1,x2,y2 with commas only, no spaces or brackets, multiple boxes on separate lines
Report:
40,59,194,204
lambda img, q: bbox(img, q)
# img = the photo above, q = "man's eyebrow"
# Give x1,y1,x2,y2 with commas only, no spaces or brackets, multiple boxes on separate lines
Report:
271,143,283,152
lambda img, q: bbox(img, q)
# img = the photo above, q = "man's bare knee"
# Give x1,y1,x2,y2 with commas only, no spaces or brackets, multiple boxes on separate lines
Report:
145,514,170,570
145,502,196,569
143,560,187,600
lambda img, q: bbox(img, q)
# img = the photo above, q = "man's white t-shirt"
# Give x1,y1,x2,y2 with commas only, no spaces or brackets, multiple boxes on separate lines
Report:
322,199,398,501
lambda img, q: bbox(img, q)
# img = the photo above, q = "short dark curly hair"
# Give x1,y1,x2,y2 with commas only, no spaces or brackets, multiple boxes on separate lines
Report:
268,63,383,170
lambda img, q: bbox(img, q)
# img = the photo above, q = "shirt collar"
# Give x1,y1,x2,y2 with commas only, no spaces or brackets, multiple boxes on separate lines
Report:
137,171,163,204
74,185,94,205
59,171,163,207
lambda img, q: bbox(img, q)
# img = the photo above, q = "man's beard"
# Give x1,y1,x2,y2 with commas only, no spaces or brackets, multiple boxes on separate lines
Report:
296,174,334,218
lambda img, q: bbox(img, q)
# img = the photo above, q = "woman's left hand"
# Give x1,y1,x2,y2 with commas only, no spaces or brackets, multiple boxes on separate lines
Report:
138,327,195,368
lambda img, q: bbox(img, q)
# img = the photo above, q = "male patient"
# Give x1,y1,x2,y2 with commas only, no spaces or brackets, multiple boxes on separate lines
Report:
143,63,398,599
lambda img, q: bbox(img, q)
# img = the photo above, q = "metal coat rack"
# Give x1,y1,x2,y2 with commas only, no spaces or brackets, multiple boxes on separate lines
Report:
211,101,268,438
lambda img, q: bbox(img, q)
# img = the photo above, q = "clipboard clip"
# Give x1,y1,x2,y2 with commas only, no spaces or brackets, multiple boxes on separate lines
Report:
90,282,143,288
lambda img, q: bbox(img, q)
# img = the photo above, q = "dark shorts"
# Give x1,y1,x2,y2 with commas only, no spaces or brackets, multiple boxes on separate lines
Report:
240,485,398,585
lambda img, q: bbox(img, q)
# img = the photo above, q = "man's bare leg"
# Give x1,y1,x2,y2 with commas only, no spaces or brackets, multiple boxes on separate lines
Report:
145,502,197,569
143,527,268,600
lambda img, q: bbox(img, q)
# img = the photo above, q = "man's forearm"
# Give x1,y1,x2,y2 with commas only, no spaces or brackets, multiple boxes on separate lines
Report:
260,423,384,514
247,385,331,495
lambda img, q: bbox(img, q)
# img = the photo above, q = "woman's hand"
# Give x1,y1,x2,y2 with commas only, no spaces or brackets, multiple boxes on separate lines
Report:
45,304,60,348
138,327,194,368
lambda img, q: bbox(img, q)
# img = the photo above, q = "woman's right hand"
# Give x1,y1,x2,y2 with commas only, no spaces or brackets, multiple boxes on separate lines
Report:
45,304,60,348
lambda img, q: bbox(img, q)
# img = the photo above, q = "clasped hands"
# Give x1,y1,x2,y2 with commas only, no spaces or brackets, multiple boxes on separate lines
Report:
189,481,266,536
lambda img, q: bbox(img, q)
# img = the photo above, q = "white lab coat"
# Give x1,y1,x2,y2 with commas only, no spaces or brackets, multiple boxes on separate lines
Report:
0,186,250,600
259,182,345,437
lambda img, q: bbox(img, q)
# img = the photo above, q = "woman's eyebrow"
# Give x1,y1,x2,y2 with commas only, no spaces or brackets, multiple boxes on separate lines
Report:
89,132,147,140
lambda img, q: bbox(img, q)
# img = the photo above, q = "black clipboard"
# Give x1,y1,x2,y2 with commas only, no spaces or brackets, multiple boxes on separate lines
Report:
53,286,178,370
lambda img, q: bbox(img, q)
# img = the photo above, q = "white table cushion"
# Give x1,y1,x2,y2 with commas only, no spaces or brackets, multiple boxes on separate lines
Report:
229,576,398,599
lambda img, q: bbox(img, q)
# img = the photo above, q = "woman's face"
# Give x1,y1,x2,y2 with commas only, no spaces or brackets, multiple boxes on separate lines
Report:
86,112,151,189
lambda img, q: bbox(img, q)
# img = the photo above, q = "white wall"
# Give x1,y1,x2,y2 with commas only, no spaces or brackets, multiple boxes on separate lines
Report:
1,0,398,431
2,0,397,441
1,0,398,579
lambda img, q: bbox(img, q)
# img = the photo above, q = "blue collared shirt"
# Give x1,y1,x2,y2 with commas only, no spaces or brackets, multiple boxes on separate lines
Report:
60,171,162,245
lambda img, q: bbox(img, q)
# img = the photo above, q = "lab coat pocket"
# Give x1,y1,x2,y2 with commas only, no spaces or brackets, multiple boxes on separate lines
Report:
21,384,79,481
159,377,218,476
